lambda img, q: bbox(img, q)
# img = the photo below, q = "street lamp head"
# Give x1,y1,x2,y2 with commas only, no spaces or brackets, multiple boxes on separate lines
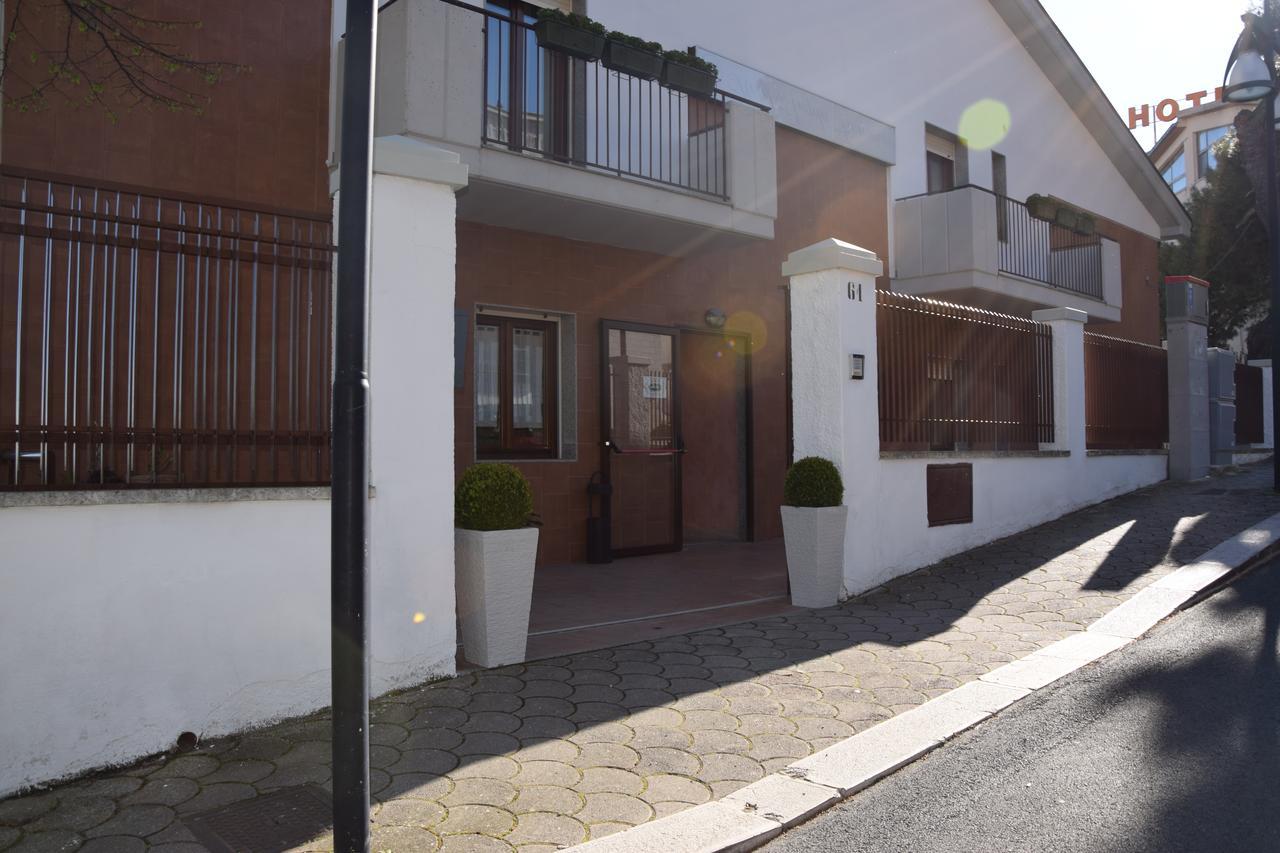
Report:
1223,13,1276,103
1226,48,1275,102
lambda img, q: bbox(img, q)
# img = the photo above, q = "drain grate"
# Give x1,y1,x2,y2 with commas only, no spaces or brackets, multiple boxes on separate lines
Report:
184,786,331,852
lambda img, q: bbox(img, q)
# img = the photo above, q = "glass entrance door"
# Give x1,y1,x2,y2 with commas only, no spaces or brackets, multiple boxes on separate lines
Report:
601,322,682,556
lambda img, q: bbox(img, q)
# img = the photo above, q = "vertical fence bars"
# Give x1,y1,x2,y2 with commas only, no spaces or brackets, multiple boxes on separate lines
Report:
479,5,727,199
1082,332,1168,450
996,195,1104,300
0,169,334,490
877,291,1054,452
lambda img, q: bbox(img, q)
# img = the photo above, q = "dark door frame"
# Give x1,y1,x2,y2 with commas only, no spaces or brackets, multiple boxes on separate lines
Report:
600,319,684,558
599,320,757,559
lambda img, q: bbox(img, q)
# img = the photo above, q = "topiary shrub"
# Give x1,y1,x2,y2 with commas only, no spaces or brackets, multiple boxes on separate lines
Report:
783,457,844,508
456,463,534,531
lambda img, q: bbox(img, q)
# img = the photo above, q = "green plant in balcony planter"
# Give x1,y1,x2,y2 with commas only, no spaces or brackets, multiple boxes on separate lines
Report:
1054,206,1080,231
603,31,665,80
1074,214,1097,237
780,457,847,608
455,463,539,668
534,8,606,62
1026,193,1057,223
661,49,719,98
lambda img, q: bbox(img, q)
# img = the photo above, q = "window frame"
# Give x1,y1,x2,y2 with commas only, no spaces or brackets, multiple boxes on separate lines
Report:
1196,125,1230,179
926,151,956,194
475,314,560,460
1162,151,1187,194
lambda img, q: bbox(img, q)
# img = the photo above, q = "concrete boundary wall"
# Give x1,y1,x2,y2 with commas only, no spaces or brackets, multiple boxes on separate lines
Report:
0,136,468,797
786,239,1168,598
0,496,332,795
859,453,1167,593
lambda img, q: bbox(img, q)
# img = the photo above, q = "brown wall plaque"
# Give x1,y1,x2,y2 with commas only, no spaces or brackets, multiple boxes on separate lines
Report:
927,463,973,527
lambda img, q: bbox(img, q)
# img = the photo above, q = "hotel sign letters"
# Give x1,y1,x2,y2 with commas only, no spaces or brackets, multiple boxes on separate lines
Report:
1126,88,1226,130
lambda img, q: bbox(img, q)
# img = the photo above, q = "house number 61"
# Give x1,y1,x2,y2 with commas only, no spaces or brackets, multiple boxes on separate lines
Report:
847,281,863,301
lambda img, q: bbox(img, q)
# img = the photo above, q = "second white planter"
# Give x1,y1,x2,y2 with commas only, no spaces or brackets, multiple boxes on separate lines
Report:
780,505,848,608
455,527,540,668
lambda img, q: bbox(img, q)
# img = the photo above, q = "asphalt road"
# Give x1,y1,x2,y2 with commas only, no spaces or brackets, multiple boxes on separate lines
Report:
763,555,1280,853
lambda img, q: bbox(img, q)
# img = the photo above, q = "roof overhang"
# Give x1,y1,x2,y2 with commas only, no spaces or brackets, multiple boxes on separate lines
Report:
987,0,1191,239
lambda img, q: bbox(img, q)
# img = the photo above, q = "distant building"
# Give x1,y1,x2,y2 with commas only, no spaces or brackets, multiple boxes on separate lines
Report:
1149,100,1245,203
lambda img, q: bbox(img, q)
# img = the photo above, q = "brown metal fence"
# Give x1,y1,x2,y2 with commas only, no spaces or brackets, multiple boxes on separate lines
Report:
877,291,1054,452
1083,332,1168,450
0,169,334,489
1236,362,1264,445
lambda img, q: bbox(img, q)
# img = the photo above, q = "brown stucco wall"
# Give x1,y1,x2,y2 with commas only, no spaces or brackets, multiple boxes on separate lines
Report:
1,1,331,215
1086,218,1162,345
454,127,890,566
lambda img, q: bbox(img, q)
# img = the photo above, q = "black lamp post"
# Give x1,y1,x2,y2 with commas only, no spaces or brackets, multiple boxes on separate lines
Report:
1223,5,1280,491
332,0,376,850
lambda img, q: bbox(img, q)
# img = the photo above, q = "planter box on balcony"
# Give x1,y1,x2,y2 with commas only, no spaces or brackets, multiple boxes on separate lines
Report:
1054,207,1080,231
603,39,664,80
1026,194,1057,222
534,18,605,62
661,61,717,98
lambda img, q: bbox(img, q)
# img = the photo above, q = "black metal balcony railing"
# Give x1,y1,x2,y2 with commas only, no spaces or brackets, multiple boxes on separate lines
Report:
478,5,728,200
997,194,1103,300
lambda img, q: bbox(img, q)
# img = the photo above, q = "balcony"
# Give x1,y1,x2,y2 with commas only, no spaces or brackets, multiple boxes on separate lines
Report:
893,186,1122,322
367,0,778,253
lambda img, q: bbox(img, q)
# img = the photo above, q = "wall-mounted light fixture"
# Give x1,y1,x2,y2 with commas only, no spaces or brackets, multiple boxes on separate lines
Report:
705,308,727,329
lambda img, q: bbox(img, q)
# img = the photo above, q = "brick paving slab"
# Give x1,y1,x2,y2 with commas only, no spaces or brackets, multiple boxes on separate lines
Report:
3,464,1277,852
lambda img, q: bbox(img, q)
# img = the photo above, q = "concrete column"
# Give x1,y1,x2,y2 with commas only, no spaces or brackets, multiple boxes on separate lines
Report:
1248,359,1274,448
1207,347,1236,466
783,238,884,594
1031,307,1088,456
1165,276,1211,481
334,135,470,693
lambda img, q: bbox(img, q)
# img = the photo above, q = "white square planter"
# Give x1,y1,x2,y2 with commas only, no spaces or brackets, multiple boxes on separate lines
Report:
780,505,848,608
455,527,540,668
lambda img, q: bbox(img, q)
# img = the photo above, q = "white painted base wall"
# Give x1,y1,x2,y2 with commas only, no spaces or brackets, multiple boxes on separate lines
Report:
0,137,468,797
3,497,318,794
784,240,1170,603
848,453,1168,595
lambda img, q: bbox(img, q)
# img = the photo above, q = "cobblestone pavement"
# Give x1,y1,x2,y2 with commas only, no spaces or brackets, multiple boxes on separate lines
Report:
3,464,1278,853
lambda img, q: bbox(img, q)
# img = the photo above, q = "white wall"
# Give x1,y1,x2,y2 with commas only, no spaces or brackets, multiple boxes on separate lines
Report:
0,136,467,798
857,454,1167,593
786,242,1168,599
589,0,1163,241
0,495,331,795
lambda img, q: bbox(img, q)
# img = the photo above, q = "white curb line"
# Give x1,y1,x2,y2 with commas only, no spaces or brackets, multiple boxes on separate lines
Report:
567,512,1280,853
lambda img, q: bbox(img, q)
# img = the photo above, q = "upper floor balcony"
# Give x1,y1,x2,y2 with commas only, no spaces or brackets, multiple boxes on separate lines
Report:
366,0,778,253
892,186,1122,323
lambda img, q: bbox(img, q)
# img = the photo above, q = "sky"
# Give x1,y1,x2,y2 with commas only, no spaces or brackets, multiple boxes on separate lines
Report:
1040,0,1250,151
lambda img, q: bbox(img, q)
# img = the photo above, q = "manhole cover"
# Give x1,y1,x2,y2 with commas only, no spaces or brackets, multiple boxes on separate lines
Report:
184,786,331,852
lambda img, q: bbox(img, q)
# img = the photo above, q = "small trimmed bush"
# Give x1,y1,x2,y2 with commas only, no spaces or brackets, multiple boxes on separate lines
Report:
456,463,534,531
783,457,844,508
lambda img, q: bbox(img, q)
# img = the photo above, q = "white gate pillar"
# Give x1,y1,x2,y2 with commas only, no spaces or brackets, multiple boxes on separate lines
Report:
1031,307,1087,456
783,239,884,595
1164,276,1211,481
333,135,469,693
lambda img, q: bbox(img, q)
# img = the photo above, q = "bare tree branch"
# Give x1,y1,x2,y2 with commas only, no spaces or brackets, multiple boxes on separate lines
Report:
0,0,245,121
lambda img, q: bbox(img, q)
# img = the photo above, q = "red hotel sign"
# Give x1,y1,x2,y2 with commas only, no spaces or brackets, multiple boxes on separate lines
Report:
1126,88,1227,129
